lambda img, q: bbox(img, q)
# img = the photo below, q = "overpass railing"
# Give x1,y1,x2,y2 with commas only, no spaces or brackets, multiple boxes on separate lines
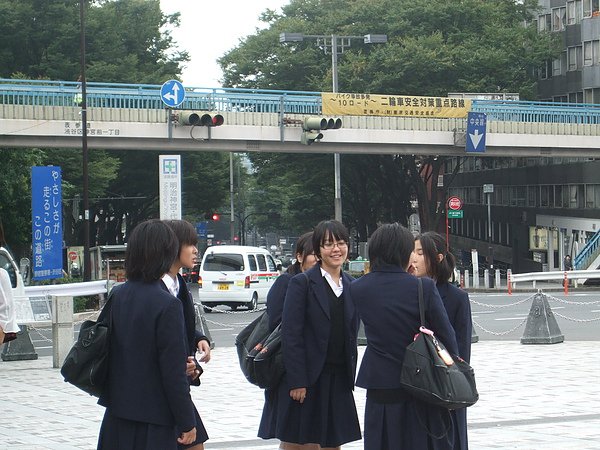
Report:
3,78,600,125
0,78,322,114
574,230,600,270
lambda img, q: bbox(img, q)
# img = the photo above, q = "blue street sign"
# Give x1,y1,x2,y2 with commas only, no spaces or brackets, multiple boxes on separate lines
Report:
196,221,208,238
160,79,185,108
466,112,487,153
31,166,63,280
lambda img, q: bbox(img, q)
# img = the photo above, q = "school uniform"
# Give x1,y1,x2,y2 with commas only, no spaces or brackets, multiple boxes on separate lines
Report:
436,281,473,450
97,281,196,450
170,273,210,447
351,266,459,450
259,264,361,447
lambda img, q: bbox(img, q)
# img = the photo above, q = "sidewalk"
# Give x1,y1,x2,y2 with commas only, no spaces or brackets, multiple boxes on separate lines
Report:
1,341,599,449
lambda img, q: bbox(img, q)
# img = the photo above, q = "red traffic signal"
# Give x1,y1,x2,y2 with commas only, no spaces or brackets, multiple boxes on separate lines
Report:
179,112,224,127
204,212,220,220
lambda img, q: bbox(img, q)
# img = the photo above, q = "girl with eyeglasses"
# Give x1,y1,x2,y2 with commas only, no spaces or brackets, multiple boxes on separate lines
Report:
265,220,361,450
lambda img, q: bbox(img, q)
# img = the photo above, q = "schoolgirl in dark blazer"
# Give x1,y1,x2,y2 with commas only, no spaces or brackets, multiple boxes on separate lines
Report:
412,232,473,450
98,220,197,449
163,220,212,450
351,223,459,450
269,220,361,450
258,232,318,440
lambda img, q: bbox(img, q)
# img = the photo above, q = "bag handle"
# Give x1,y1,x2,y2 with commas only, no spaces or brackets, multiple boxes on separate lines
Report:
417,278,425,327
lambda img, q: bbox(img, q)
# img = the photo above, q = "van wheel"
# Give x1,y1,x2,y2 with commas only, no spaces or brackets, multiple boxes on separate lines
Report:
247,294,258,311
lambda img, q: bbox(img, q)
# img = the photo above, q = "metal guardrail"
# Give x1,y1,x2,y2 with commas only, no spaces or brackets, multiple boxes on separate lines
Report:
23,280,109,297
510,269,600,289
3,78,600,123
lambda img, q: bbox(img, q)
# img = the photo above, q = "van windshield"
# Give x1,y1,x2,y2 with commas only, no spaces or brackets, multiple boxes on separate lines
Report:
203,253,244,272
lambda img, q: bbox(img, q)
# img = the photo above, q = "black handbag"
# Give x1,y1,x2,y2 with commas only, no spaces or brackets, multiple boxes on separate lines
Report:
235,311,284,389
60,292,114,397
400,278,478,410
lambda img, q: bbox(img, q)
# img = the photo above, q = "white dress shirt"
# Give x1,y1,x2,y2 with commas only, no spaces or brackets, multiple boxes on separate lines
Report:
161,273,179,297
320,267,343,297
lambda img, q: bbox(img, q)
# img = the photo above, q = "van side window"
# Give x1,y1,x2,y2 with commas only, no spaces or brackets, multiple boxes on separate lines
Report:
248,255,257,271
204,253,244,271
256,254,267,271
266,255,277,272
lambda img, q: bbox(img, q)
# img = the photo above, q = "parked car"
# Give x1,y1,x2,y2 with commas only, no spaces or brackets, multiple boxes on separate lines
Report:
198,245,279,312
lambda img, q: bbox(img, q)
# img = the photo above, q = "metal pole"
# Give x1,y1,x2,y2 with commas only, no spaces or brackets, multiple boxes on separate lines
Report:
230,152,235,244
331,35,342,222
80,0,91,282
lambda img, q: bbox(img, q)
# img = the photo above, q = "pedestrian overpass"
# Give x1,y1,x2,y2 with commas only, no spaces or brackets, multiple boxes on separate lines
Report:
1,78,600,157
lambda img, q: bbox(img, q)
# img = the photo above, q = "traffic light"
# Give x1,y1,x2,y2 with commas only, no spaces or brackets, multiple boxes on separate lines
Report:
301,117,343,145
179,112,224,127
204,212,220,221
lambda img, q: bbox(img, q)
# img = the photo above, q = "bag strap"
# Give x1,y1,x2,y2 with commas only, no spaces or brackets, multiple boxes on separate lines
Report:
417,278,425,327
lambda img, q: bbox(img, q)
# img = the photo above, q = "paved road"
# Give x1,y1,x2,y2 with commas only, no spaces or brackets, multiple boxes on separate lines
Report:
22,286,600,358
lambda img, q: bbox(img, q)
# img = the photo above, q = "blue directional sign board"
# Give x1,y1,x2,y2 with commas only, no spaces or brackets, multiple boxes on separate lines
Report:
160,79,185,108
466,112,487,153
31,166,63,280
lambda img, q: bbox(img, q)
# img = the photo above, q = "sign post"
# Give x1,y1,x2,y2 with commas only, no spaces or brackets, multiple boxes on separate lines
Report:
446,196,463,251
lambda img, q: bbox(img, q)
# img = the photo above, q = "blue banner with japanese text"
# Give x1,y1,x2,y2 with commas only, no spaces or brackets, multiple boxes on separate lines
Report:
31,166,63,280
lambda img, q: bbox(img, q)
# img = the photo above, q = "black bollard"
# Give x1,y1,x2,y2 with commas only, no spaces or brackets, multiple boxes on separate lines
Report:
1,324,39,361
520,292,564,344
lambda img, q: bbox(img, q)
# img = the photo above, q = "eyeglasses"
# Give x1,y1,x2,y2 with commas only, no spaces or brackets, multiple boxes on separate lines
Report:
321,240,348,250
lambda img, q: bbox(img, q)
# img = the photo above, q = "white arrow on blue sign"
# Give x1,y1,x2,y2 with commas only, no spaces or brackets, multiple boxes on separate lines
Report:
160,79,185,108
465,112,487,153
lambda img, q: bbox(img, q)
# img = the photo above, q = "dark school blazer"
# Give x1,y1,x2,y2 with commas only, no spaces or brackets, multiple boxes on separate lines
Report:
436,281,472,363
352,265,459,390
266,272,292,331
282,264,359,390
98,280,196,434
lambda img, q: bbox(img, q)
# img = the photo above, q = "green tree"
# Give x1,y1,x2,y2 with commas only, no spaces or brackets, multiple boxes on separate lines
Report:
0,0,232,251
219,0,560,237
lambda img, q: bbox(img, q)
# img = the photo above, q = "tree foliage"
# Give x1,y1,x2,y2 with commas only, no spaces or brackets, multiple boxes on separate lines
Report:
0,0,230,254
220,0,560,239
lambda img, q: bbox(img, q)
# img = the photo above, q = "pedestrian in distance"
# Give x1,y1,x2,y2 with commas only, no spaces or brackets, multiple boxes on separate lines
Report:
164,219,212,450
265,231,318,332
97,220,197,449
0,267,20,345
351,223,459,450
563,254,573,271
266,220,361,450
411,231,473,450
258,231,318,441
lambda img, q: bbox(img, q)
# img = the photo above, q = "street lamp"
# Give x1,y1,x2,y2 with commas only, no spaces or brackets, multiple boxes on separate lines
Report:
280,32,387,222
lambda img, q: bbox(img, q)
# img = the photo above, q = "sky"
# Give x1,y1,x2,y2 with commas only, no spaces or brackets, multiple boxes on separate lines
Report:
160,0,289,88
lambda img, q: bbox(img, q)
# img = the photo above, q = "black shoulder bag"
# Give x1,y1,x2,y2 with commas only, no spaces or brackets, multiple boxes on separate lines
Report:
60,292,114,397
400,278,479,410
235,311,284,389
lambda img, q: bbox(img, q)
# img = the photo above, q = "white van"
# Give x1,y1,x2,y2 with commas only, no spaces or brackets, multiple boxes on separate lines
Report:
198,245,279,312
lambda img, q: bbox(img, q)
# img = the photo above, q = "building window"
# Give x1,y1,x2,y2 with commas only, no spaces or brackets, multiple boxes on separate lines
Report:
568,46,583,71
586,184,600,208
552,7,567,30
567,0,584,23
538,13,552,31
584,41,593,66
583,0,600,17
552,58,562,76
595,40,600,64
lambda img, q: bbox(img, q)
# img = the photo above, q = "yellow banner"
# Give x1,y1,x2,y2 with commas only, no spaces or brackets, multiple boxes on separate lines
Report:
321,92,471,118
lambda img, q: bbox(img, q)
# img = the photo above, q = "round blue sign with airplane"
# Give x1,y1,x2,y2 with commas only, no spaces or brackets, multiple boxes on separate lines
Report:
160,79,185,108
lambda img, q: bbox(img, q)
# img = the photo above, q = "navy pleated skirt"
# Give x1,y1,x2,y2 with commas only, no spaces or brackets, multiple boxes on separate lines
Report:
98,406,208,450
363,392,454,450
258,367,361,447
